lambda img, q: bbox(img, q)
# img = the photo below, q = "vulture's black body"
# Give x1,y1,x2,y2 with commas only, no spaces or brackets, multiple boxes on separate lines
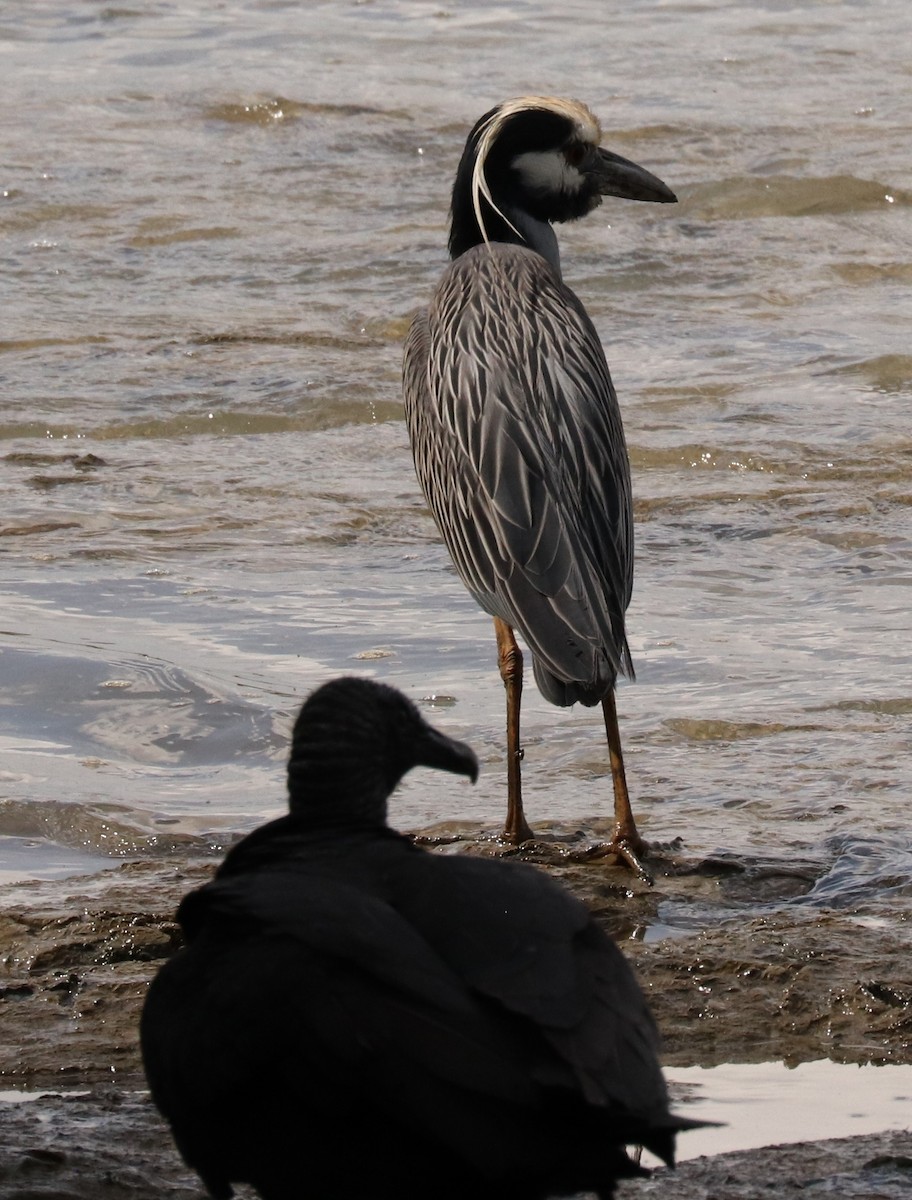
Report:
141,678,694,1199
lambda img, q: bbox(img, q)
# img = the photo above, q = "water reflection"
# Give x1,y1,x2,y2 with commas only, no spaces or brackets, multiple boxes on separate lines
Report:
665,1059,912,1162
0,836,113,888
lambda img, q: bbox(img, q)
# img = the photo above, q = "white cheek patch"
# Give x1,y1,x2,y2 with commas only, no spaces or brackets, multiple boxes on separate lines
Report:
512,149,581,196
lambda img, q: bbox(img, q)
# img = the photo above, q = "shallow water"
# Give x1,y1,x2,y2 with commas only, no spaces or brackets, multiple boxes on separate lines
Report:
2,0,911,928
668,1059,912,1161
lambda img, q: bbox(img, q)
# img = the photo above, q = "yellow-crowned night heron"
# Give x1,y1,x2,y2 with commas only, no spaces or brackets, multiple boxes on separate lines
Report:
403,97,676,878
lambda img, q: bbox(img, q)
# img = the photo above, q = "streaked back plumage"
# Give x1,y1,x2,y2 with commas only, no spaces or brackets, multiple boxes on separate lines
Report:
405,96,643,706
405,241,633,706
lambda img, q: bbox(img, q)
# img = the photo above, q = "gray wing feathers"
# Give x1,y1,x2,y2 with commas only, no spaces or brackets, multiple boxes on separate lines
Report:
404,244,634,705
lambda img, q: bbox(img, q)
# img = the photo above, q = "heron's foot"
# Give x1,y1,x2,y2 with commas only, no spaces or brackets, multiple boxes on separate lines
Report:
579,835,653,886
613,838,653,886
501,818,535,846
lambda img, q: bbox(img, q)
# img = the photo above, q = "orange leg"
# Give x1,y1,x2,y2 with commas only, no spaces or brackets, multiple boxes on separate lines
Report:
494,618,533,844
601,690,652,883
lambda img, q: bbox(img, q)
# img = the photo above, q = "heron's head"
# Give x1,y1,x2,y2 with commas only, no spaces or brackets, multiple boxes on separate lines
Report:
287,677,478,827
448,96,676,261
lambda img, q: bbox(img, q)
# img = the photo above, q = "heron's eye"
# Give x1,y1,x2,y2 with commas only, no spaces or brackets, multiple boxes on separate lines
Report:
565,143,587,168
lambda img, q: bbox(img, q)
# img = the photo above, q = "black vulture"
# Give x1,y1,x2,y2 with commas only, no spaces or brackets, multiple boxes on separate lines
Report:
141,676,697,1200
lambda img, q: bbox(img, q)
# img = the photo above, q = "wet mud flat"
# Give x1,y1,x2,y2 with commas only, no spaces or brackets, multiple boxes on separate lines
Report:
1,834,911,1198
2,1090,911,1200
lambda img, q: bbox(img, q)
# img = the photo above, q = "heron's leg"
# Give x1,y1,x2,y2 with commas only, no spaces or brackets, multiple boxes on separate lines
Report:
601,690,651,883
494,617,533,844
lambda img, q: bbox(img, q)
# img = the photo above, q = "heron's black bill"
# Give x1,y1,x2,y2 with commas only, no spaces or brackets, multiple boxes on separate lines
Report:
414,723,479,783
593,147,677,204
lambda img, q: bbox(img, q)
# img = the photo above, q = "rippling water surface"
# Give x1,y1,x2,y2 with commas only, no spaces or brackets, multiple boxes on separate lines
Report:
2,2,910,913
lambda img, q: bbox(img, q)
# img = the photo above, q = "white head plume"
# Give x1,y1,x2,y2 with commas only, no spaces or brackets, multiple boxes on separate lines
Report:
470,96,602,246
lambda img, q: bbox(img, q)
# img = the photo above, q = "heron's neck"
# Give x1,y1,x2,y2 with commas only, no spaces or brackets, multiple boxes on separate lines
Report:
449,191,562,277
502,205,562,276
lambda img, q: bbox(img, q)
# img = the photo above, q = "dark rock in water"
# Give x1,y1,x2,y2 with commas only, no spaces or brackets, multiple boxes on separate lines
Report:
140,677,696,1200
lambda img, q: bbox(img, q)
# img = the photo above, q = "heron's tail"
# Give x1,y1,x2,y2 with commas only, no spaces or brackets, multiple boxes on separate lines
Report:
531,643,633,708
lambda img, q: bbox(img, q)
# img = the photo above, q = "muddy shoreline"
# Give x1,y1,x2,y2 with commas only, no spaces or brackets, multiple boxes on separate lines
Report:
3,1087,911,1200
2,833,911,1196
